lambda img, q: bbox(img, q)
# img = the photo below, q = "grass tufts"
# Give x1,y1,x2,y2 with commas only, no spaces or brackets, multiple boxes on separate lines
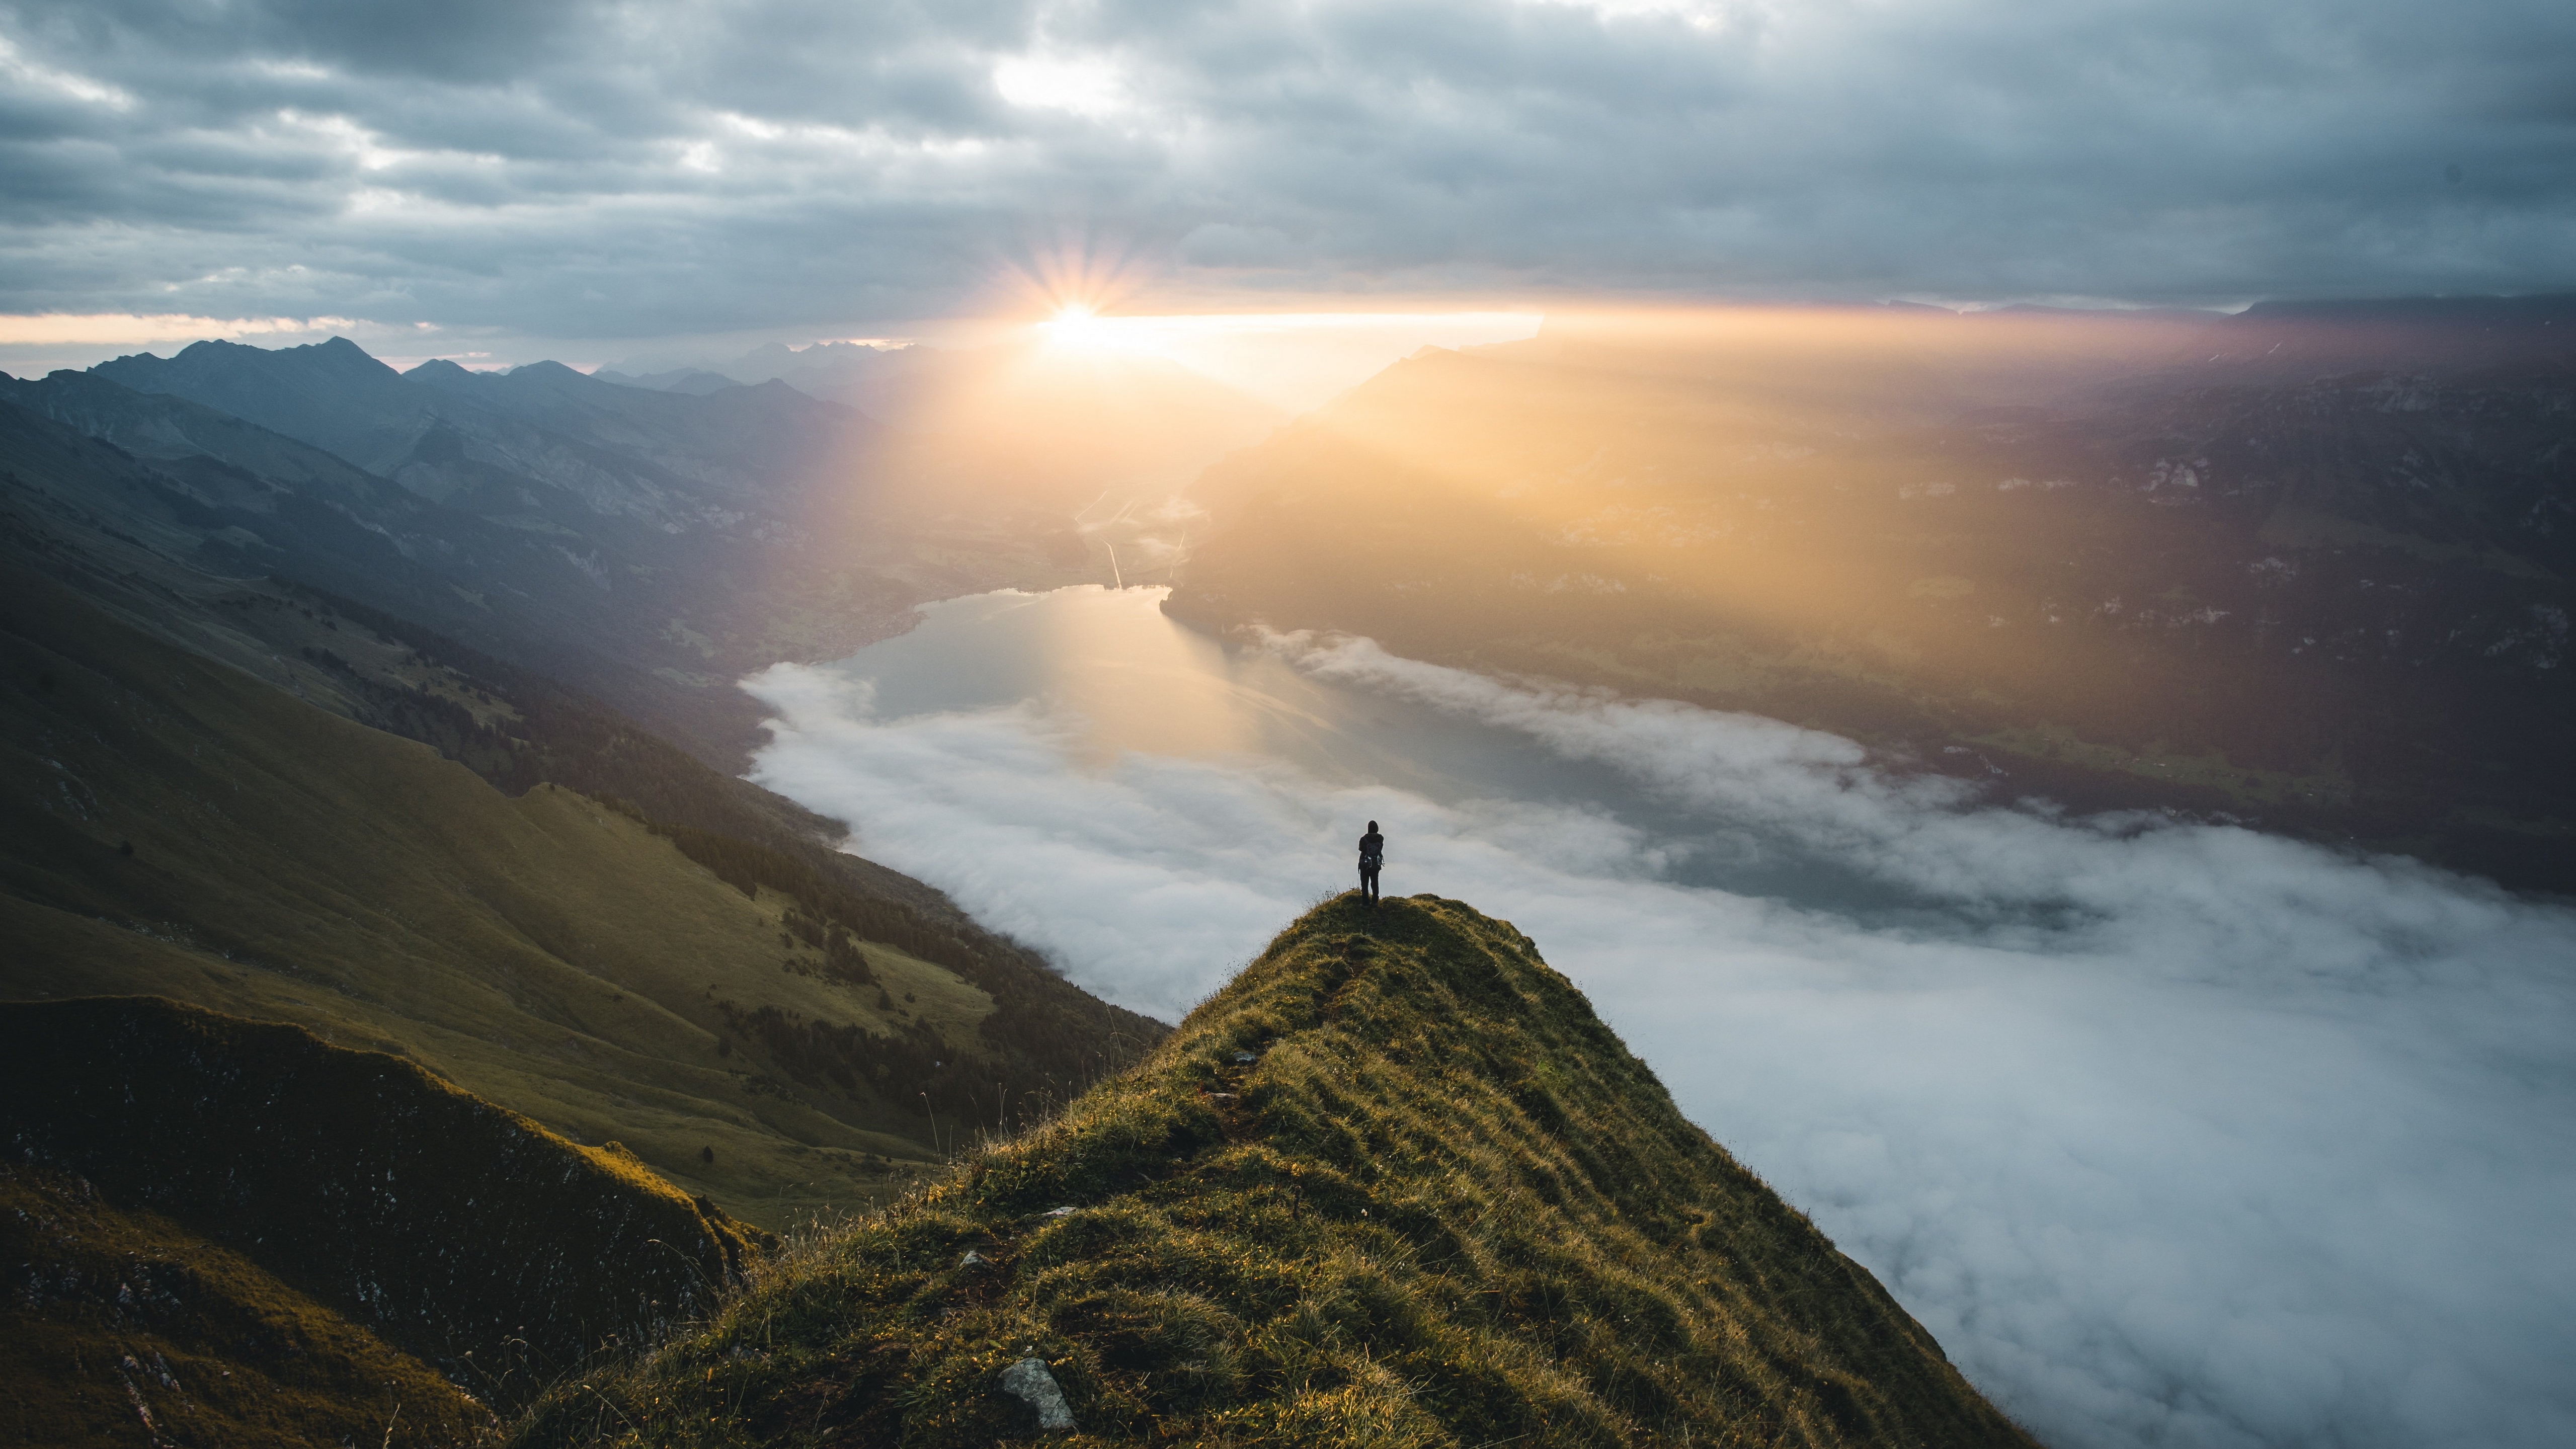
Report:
510,893,2037,1447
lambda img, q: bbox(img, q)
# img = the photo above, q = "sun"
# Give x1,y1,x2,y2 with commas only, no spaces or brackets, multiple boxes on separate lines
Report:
1041,301,1117,351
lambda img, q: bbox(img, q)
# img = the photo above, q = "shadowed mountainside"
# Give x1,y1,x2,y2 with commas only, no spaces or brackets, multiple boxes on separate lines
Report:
513,895,2034,1448
2,997,766,1419
657,337,1282,524
3,1158,495,1448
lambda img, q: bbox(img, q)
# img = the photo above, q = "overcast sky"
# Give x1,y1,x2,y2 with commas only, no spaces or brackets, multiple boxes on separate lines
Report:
4,0,2572,366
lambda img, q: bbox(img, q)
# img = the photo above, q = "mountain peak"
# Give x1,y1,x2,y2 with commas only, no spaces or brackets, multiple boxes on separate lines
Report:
402,356,479,385
735,340,802,369
102,334,405,390
507,358,587,379
519,894,2029,1448
162,333,399,377
314,334,384,363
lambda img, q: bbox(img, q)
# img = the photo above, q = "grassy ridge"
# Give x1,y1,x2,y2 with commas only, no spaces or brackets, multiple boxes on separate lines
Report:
2,1159,493,1448
515,895,2032,1447
2,997,766,1412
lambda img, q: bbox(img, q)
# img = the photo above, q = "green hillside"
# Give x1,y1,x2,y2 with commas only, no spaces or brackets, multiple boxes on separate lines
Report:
0,388,1151,1090
515,895,2033,1448
0,554,1155,1228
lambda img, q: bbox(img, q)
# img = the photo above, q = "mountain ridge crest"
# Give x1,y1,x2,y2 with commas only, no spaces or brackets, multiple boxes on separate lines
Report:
516,893,2033,1448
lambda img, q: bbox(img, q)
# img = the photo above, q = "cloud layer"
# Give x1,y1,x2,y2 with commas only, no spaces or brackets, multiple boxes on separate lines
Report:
4,0,2571,357
744,596,2576,1449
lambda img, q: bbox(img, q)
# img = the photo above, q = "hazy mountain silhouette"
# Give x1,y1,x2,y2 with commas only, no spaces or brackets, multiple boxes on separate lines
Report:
593,365,747,394
90,337,886,535
614,334,1286,515
6,343,1102,758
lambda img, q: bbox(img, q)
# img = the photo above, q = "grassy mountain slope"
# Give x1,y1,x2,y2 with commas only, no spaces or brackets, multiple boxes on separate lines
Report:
0,553,1154,1227
278,580,1151,1081
2,1158,491,1448
0,385,1113,979
4,996,767,1416
516,895,2033,1448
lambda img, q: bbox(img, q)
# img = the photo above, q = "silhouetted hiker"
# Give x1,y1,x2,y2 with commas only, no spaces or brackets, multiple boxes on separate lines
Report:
1357,821,1384,905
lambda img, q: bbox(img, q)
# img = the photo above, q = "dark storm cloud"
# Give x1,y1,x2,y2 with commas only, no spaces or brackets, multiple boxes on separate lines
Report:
2,0,2570,343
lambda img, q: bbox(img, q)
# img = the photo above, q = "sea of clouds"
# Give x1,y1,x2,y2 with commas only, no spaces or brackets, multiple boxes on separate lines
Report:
745,627,2576,1449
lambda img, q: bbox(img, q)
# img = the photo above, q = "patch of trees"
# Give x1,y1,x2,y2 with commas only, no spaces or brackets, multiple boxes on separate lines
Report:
780,905,878,990
650,823,978,981
716,1001,1061,1137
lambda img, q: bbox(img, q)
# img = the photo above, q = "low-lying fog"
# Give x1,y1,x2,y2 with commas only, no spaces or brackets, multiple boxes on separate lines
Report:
745,585,2575,1449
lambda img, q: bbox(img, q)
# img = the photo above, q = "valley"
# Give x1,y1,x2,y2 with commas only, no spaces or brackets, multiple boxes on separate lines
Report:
4,340,1118,764
5,306,2571,1449
1,336,1183,1439
0,372,1163,1228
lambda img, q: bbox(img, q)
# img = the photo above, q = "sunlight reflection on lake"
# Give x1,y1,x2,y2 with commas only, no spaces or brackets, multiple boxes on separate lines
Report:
831,584,1497,780
796,584,1892,907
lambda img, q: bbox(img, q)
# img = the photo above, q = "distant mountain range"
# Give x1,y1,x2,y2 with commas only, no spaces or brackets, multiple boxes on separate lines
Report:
1,333,1284,759
3,338,1107,759
599,337,923,399
95,339,881,525
1169,295,2576,891
602,333,1282,496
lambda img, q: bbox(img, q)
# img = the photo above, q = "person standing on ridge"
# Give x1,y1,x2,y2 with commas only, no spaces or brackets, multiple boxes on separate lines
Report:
1357,820,1385,906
